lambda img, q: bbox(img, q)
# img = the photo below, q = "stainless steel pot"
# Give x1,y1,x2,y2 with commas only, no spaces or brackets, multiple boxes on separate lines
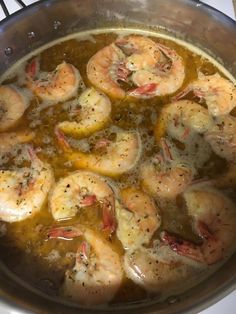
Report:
0,0,236,313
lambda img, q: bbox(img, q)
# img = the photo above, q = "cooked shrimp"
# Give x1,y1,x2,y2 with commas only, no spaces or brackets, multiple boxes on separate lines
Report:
116,188,161,249
57,88,111,138
124,242,205,297
175,73,236,116
115,35,162,72
87,43,126,99
155,100,213,142
154,101,212,171
0,85,30,132
48,225,123,305
162,186,236,265
204,115,236,161
140,139,193,199
141,161,192,199
59,130,142,177
129,43,185,98
26,59,83,103
50,171,116,232
0,130,35,154
0,149,54,222
87,36,185,99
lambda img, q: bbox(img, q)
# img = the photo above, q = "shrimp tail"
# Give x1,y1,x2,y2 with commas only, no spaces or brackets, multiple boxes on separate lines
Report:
173,85,202,102
26,58,39,79
102,200,116,234
160,138,173,161
197,221,214,240
156,43,174,57
47,226,83,240
128,83,158,97
80,194,97,207
181,127,191,140
116,62,131,82
161,231,205,263
27,146,37,160
196,221,223,265
172,87,191,101
76,241,90,262
55,127,71,152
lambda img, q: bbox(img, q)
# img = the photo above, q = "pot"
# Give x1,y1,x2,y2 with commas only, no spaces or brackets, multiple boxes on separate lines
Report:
0,0,236,313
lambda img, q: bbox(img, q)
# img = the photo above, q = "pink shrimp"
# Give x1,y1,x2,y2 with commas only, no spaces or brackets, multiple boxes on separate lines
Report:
140,138,193,199
0,85,30,132
87,43,127,99
26,58,83,103
175,72,236,116
47,224,123,305
87,35,185,99
204,114,236,161
129,43,185,98
162,186,236,265
116,187,161,249
49,171,116,234
0,148,54,222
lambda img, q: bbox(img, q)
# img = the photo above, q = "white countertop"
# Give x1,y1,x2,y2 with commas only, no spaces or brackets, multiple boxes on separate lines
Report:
0,0,235,313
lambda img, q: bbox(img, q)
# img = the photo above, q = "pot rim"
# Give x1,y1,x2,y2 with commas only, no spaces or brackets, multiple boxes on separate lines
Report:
0,0,235,313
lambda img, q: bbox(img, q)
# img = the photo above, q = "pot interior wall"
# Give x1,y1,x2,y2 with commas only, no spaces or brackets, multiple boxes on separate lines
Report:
0,0,235,313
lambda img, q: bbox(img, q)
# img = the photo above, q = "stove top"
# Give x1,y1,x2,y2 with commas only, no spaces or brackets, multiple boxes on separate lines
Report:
0,1,235,313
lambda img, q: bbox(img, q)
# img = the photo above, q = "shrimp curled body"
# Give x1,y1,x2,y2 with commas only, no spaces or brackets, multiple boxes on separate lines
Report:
62,130,142,177
124,242,205,297
162,186,236,265
175,73,236,116
27,60,82,103
0,153,54,222
50,171,115,223
140,139,193,199
87,36,185,99
48,225,123,305
155,100,213,142
87,44,126,99
57,87,111,138
204,115,236,162
116,188,161,249
129,43,185,98
140,161,192,199
0,85,29,132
